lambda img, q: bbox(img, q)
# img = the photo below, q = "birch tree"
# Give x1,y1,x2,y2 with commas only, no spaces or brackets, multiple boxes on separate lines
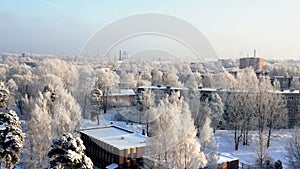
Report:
23,93,53,168
200,116,219,168
51,89,81,137
208,93,224,132
145,96,207,168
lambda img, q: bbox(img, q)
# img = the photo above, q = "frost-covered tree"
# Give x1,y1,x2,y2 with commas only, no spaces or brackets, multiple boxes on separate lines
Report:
180,73,198,89
35,58,79,92
285,129,300,169
145,96,207,168
0,82,10,109
94,68,120,91
6,79,18,108
51,89,81,137
214,70,237,89
0,81,25,168
118,71,137,89
193,100,210,135
73,65,95,119
223,90,247,150
273,79,281,90
200,116,219,168
151,69,163,85
291,80,300,89
202,74,214,88
0,65,8,82
265,91,287,148
48,133,93,169
22,88,82,168
8,64,38,98
209,93,224,132
0,110,25,169
222,68,259,149
22,92,53,169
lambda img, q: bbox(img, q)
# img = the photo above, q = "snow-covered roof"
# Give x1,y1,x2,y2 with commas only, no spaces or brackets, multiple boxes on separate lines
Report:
198,88,218,92
138,86,219,92
109,89,136,96
138,85,189,90
80,125,147,150
273,76,300,79
218,153,239,164
273,90,300,94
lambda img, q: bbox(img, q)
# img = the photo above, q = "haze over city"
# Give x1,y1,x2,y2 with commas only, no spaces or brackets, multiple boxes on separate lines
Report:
1,1,300,169
0,0,300,60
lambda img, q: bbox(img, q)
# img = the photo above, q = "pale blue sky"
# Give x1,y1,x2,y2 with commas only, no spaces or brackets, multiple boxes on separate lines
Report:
0,0,299,59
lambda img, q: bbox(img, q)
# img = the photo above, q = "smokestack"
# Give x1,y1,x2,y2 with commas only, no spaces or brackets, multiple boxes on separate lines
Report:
254,49,256,58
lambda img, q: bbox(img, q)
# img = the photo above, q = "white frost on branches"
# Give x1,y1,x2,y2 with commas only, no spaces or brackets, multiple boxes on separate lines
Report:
0,110,25,169
48,133,93,169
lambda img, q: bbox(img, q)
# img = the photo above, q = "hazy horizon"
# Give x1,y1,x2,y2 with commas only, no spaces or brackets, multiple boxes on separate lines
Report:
0,0,299,60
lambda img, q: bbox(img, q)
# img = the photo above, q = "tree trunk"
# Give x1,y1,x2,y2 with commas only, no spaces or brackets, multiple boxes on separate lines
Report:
243,129,246,145
234,126,238,150
267,126,272,148
235,128,243,150
245,129,249,145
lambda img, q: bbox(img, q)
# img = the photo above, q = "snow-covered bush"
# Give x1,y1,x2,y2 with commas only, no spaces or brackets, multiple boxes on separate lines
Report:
48,133,93,169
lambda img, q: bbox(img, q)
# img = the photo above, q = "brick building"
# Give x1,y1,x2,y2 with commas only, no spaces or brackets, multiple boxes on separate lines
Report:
239,57,264,70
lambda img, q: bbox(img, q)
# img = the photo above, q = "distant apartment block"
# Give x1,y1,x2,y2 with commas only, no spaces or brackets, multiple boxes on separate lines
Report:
239,57,264,70
271,76,300,90
276,89,300,127
137,85,219,102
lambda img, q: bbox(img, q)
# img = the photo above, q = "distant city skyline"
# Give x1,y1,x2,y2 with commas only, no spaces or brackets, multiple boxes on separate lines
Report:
0,0,299,60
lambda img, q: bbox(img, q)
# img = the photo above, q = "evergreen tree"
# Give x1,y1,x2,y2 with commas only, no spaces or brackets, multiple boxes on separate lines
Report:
0,81,25,169
48,133,93,169
0,110,25,169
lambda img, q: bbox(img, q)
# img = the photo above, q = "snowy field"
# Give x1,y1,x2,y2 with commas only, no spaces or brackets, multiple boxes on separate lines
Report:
214,130,293,168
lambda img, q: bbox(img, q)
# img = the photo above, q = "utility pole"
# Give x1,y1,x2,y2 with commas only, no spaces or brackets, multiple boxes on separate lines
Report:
103,87,108,114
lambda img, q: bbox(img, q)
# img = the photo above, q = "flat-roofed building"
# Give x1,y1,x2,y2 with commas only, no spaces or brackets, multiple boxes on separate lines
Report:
239,57,264,70
274,89,300,127
79,125,147,169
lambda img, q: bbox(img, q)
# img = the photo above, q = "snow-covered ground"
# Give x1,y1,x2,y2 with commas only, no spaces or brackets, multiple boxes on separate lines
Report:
214,130,293,168
82,112,293,168
81,111,146,134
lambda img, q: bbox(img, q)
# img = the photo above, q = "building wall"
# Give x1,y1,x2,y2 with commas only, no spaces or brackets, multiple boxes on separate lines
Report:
239,57,264,70
283,92,300,127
